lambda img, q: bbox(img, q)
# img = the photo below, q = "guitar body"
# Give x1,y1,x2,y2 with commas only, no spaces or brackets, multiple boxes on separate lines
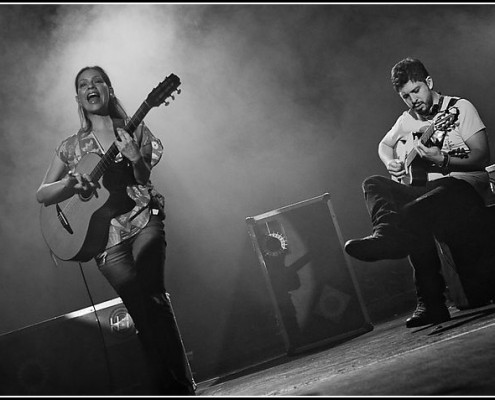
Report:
399,158,430,186
394,138,429,186
40,153,114,262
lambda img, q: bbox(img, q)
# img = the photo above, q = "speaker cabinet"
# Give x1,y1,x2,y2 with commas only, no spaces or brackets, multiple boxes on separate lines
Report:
0,298,154,395
246,193,373,355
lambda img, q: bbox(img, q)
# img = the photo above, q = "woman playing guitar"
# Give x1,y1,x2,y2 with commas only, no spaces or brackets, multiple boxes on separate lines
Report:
36,66,195,395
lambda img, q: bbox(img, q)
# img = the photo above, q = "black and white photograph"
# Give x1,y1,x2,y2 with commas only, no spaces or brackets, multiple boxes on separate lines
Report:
1,2,495,396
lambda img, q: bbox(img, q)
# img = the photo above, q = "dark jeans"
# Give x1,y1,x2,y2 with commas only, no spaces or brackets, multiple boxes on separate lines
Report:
96,215,195,394
362,175,494,306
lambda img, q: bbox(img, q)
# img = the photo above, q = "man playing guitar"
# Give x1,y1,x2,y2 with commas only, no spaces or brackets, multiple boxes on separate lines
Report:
344,58,495,328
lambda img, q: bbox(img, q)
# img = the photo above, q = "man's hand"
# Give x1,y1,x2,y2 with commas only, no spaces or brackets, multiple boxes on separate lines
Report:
414,138,443,165
386,159,406,179
63,170,99,194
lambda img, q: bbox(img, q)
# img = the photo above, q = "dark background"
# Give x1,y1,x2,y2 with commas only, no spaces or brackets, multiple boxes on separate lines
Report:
1,3,495,382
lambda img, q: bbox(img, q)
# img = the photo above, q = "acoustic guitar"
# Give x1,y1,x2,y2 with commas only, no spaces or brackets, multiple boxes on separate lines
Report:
40,74,181,262
393,107,460,186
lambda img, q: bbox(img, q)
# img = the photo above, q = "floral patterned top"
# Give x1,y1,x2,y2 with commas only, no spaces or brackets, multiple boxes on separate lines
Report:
55,120,164,251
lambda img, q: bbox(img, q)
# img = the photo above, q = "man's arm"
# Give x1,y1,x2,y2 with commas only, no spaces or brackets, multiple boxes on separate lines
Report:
379,135,406,179
415,129,490,171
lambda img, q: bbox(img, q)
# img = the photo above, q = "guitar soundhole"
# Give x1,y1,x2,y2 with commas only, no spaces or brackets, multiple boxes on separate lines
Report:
78,188,95,202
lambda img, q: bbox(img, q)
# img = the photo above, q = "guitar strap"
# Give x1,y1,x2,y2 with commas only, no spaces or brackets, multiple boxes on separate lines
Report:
407,95,460,120
430,96,462,148
430,95,444,115
437,95,461,113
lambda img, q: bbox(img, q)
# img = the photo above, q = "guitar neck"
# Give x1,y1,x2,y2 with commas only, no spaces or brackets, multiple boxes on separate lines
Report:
90,101,152,182
419,121,435,145
404,121,439,168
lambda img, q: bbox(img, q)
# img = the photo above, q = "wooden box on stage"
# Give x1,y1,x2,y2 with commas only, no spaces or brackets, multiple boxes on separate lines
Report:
246,193,373,355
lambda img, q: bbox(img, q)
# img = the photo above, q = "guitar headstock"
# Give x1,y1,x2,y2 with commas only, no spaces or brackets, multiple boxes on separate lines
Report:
434,106,459,133
146,73,182,108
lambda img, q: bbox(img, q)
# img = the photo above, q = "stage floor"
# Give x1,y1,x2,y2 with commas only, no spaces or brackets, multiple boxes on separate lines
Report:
196,303,495,396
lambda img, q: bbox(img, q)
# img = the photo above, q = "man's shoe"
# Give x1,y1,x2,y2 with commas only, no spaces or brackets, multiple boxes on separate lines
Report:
344,233,410,262
405,303,451,328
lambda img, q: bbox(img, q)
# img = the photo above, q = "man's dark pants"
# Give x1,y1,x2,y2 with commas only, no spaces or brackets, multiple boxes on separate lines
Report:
362,175,495,307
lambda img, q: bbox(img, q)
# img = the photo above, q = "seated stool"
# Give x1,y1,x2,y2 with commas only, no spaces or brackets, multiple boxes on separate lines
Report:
436,164,495,309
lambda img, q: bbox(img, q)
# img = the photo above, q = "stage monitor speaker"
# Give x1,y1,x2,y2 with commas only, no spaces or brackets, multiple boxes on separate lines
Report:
246,193,373,355
0,297,192,395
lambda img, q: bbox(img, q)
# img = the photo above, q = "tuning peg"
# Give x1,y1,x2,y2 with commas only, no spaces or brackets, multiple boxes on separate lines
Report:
164,100,170,106
176,89,181,95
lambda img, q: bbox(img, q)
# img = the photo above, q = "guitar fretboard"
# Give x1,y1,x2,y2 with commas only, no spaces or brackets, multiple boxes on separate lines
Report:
89,101,152,183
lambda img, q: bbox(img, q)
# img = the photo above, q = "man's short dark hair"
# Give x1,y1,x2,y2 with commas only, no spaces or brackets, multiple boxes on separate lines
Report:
391,58,430,92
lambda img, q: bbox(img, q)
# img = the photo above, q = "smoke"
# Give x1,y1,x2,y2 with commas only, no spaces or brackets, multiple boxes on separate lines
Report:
2,3,495,339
